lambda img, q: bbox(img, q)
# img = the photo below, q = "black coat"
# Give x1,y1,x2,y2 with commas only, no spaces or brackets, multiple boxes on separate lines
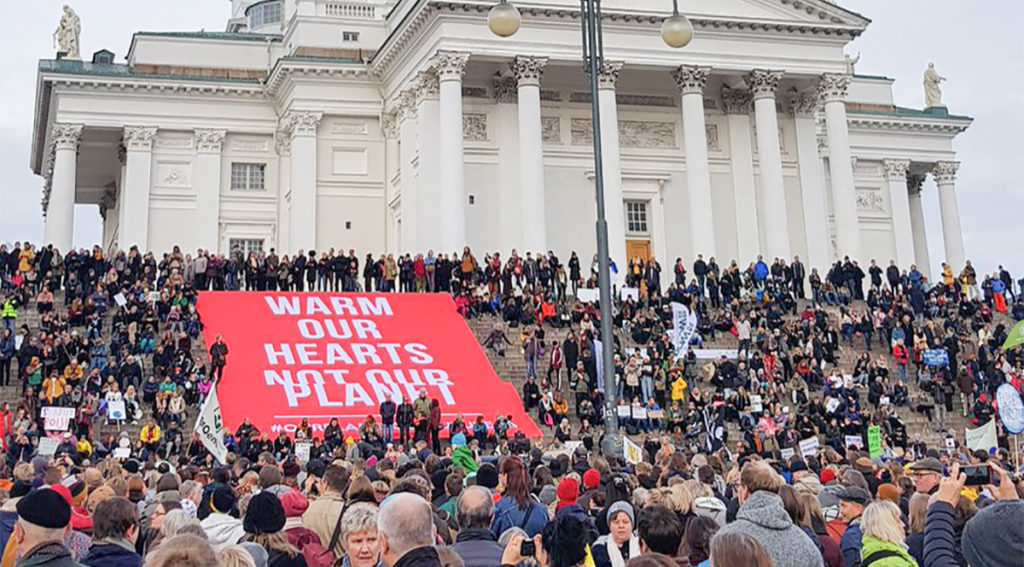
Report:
81,542,143,567
393,546,441,567
452,528,503,567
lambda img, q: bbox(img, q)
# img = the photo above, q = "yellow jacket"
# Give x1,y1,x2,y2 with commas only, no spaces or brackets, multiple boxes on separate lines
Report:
671,377,688,402
42,376,66,404
140,424,161,443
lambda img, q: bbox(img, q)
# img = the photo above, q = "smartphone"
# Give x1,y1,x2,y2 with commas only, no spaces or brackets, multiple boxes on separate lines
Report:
520,539,536,557
962,464,992,487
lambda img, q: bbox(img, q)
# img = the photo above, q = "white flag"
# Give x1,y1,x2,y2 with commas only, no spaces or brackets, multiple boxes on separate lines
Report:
194,384,229,464
965,419,997,453
670,302,698,359
623,436,643,465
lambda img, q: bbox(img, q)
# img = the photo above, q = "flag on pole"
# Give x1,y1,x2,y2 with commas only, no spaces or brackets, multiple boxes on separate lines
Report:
670,302,698,359
1003,320,1024,350
623,437,643,465
194,384,229,464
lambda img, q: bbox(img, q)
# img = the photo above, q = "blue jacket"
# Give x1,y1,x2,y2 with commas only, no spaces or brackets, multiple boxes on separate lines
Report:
491,496,548,538
81,541,143,567
923,501,963,567
754,261,769,281
840,518,863,567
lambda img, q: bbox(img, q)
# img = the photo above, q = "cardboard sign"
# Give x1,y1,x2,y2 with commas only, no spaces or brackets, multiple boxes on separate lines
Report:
632,407,647,420
294,442,311,464
113,448,131,459
617,405,631,418
114,293,127,307
799,436,820,458
825,398,840,414
648,410,665,419
780,447,795,461
38,437,59,457
867,425,882,458
42,407,76,431
845,435,864,449
751,395,763,414
107,401,126,421
623,437,643,465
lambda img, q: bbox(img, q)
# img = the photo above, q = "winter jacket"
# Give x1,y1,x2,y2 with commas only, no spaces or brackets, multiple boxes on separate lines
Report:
452,528,503,567
0,498,19,558
491,496,549,538
80,539,142,567
859,535,917,567
200,513,246,551
715,491,824,567
922,502,962,567
267,548,308,567
841,518,864,567
592,534,641,567
13,541,85,567
393,546,441,567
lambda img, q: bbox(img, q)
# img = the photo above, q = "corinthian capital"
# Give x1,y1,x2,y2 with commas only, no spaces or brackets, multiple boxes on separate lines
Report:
51,123,83,151
123,126,157,151
415,72,440,103
720,86,752,114
431,51,470,82
931,161,959,185
672,65,711,95
381,114,398,140
283,111,323,137
788,90,819,117
817,73,851,103
883,159,910,182
747,69,783,100
597,61,623,90
511,56,547,88
194,129,227,153
493,75,517,103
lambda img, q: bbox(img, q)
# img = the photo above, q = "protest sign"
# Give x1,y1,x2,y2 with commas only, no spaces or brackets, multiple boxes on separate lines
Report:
867,425,882,458
799,436,820,458
42,407,76,431
38,437,59,457
623,437,643,465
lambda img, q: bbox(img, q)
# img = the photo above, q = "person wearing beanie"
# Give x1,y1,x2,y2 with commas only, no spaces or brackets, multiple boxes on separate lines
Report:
68,481,92,533
474,463,499,491
582,469,601,492
42,484,91,560
242,492,305,567
200,485,245,552
279,490,321,558
7,488,81,567
555,478,579,512
592,501,640,567
876,483,899,505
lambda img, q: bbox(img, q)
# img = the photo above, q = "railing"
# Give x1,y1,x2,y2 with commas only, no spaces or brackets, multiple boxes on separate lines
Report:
321,1,378,19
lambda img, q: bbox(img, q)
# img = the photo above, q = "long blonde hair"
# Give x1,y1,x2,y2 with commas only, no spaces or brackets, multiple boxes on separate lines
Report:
861,501,905,545
245,531,300,557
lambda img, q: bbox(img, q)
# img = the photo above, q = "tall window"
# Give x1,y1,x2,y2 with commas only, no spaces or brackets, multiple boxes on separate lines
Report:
229,239,264,257
231,163,266,191
248,1,282,29
625,200,649,234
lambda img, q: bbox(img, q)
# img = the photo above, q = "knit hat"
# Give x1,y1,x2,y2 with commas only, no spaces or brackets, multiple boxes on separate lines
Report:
476,463,499,489
69,481,88,507
305,459,327,479
10,481,32,499
556,478,579,511
962,500,1024,567
789,459,808,473
244,492,286,535
539,485,557,507
279,490,309,518
876,483,899,504
211,485,237,514
607,501,634,525
17,489,72,529
122,459,140,474
583,469,601,490
451,433,467,447
820,468,836,485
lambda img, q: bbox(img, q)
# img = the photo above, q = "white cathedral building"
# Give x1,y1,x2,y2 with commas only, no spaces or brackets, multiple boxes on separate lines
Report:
31,0,971,278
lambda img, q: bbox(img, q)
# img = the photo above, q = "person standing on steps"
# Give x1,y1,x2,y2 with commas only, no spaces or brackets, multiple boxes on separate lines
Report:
209,334,229,384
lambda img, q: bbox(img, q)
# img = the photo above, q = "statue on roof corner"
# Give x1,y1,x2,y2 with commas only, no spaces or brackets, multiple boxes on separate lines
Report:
923,62,946,108
844,52,860,75
54,5,81,60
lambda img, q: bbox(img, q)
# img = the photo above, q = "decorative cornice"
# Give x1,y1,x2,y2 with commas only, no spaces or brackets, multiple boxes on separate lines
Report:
882,158,910,182
415,71,439,103
382,114,399,139
672,65,710,96
492,75,517,103
51,123,83,152
847,114,971,135
597,61,623,91
932,161,959,185
747,69,783,100
266,60,371,99
511,56,547,88
788,90,819,117
431,50,469,83
194,129,227,154
282,111,323,137
817,73,851,103
720,86,752,115
41,74,265,99
123,126,157,152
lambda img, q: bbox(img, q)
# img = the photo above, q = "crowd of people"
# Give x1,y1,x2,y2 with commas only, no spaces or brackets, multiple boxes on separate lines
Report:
0,240,1020,567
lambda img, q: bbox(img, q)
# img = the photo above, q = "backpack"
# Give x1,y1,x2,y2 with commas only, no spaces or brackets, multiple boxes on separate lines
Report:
299,502,348,567
862,549,901,567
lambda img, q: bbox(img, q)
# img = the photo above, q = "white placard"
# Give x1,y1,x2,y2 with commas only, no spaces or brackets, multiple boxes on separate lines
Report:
564,441,583,454
691,349,739,360
825,398,840,414
798,436,820,457
880,396,891,406
617,405,631,418
42,407,76,431
295,442,311,464
113,448,131,459
114,293,127,307
619,287,639,302
845,435,864,449
780,447,795,461
148,291,160,302
623,437,643,465
944,437,956,453
107,401,126,421
576,289,599,303
14,335,24,350
750,395,763,414
632,407,647,420
38,437,59,457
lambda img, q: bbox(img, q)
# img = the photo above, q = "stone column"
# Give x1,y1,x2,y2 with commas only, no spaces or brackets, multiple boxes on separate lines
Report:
790,91,830,271
748,69,789,259
883,159,915,268
43,123,82,252
673,65,716,258
512,56,549,254
415,73,440,252
433,51,470,253
722,87,759,263
493,75,521,254
284,111,322,252
397,89,419,253
818,73,860,261
275,131,292,253
193,129,226,252
382,114,400,254
121,126,157,252
907,174,931,277
932,161,965,270
598,61,627,282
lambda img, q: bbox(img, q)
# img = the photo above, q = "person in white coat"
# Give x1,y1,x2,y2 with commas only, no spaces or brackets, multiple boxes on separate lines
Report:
200,485,246,552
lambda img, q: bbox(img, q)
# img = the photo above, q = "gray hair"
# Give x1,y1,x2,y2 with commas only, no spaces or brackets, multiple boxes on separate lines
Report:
179,480,202,501
340,502,379,540
378,493,434,557
160,509,198,538
861,501,905,545
456,486,494,530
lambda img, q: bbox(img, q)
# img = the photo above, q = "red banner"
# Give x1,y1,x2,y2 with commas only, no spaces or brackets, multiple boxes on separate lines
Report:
197,292,542,439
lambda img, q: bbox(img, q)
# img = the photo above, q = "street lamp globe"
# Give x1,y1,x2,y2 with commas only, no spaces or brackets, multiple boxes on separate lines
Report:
488,1,521,37
661,11,693,48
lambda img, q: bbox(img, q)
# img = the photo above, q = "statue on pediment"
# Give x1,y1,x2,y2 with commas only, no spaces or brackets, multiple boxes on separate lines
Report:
54,5,81,60
844,52,860,75
924,62,946,108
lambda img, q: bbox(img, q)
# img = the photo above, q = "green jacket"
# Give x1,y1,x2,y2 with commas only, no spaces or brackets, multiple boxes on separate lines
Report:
16,542,86,567
1,300,16,320
860,535,918,567
452,445,479,473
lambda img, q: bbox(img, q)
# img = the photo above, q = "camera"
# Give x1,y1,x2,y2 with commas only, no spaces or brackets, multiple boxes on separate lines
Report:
519,539,536,557
962,464,993,487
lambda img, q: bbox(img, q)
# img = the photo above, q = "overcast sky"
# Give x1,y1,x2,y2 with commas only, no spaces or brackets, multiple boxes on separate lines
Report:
1,1,1021,279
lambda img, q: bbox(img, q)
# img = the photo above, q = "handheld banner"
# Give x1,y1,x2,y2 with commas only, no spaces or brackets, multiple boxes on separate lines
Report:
996,383,1024,435
198,292,542,438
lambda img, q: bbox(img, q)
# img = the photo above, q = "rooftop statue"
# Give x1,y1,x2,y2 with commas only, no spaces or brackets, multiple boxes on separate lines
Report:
54,5,81,60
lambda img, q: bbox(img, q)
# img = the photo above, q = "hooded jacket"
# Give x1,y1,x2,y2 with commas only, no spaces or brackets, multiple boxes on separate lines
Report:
692,496,727,527
859,535,916,567
80,538,143,567
200,512,246,552
715,491,824,567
